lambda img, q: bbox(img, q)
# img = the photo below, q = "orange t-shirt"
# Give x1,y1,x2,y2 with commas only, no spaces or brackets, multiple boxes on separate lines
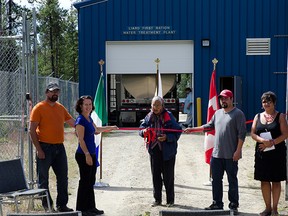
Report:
30,101,73,144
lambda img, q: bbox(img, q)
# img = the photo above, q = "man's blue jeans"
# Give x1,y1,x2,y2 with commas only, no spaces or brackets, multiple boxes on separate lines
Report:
210,157,239,208
37,142,69,208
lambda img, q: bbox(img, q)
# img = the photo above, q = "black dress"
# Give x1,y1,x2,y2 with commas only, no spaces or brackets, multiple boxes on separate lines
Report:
254,112,287,182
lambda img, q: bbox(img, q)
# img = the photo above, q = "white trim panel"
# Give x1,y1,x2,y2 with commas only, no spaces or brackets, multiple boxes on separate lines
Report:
106,40,193,74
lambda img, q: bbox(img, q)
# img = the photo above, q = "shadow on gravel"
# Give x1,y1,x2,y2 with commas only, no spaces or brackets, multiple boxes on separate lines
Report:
94,183,260,195
175,184,260,193
94,185,152,192
159,210,261,216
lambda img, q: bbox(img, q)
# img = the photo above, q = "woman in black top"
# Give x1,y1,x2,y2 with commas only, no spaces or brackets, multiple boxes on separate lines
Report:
251,91,288,216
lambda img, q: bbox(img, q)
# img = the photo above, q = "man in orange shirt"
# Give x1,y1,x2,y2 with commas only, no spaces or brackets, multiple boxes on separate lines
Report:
29,82,75,212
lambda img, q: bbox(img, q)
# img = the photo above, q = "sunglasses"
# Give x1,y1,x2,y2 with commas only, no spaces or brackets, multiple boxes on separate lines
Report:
262,100,272,104
80,95,93,100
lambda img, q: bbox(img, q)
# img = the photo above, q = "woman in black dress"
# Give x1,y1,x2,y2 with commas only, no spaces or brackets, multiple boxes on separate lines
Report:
251,91,288,216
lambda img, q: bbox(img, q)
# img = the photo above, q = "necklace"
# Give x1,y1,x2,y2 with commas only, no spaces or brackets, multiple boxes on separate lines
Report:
263,112,276,123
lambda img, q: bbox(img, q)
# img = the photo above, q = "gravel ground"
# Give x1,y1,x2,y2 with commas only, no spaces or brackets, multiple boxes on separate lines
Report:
64,113,288,216
2,114,288,216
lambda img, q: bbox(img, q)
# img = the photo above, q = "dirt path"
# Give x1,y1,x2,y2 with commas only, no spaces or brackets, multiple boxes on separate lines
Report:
2,115,287,216
64,130,288,216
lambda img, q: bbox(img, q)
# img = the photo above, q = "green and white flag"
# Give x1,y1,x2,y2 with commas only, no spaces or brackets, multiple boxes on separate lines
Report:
91,73,107,166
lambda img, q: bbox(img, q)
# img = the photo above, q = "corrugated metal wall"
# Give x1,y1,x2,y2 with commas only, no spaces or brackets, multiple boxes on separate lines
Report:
75,0,288,123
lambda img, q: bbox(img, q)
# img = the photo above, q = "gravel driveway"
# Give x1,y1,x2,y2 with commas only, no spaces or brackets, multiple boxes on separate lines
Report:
65,129,288,216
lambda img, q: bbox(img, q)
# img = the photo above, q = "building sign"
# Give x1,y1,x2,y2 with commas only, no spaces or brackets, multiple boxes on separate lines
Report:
123,26,176,35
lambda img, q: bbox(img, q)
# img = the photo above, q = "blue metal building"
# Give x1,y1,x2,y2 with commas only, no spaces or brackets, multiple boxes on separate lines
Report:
74,0,288,125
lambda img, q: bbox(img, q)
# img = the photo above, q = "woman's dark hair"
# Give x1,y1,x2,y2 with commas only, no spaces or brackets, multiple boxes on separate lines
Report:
261,91,277,104
75,95,95,114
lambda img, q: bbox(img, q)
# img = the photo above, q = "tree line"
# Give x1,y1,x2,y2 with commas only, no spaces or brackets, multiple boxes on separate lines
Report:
0,0,78,82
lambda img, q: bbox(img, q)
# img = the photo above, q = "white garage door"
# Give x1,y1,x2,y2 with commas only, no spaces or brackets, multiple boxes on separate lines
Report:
106,40,193,74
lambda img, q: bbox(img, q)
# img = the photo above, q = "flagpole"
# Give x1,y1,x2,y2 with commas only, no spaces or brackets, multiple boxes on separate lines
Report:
94,59,109,187
98,59,104,181
285,48,288,201
203,58,219,186
212,58,218,70
155,58,160,96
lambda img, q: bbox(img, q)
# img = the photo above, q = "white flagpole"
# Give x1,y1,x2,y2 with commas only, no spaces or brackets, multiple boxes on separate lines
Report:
94,59,109,187
154,58,163,97
285,48,288,201
203,58,219,186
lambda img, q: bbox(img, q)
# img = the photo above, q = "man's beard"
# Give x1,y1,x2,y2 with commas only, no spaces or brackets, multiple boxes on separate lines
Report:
48,95,58,102
221,103,228,108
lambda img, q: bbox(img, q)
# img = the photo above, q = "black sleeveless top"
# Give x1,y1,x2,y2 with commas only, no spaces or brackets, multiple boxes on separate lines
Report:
254,112,287,181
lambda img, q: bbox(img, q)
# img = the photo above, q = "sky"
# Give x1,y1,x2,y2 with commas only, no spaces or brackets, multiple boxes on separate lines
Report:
13,0,76,10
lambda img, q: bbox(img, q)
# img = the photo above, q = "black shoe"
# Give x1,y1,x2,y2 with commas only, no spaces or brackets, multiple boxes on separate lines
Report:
88,208,104,215
205,202,223,210
166,202,174,207
229,203,239,215
57,205,74,212
151,200,162,207
230,208,239,215
82,211,94,216
44,206,56,212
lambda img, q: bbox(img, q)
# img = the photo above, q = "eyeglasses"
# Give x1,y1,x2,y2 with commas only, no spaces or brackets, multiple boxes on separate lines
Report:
262,100,272,104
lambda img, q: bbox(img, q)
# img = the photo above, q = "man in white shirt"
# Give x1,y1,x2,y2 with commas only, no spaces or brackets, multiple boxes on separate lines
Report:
183,87,193,127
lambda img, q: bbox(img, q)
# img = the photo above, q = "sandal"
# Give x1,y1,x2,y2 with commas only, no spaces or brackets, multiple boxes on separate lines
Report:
271,211,279,216
259,210,272,216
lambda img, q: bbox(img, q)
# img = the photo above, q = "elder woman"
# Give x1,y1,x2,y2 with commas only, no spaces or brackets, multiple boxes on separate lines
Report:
139,96,181,208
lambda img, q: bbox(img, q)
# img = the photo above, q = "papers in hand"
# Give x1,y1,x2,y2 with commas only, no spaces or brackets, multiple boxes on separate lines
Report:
259,131,275,152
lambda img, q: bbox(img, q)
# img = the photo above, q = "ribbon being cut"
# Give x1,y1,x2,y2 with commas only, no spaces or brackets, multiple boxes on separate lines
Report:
124,127,207,145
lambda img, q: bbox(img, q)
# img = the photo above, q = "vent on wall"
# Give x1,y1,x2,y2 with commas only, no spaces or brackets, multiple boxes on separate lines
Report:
246,38,271,55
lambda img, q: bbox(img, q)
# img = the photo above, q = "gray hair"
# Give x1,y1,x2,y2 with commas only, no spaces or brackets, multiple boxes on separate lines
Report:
151,96,165,107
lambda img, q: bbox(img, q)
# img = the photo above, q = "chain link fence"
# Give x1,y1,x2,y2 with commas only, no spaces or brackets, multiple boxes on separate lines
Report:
0,13,78,172
0,8,79,216
0,37,24,161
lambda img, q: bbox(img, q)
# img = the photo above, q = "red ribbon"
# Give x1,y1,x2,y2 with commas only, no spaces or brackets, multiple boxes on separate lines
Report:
139,127,207,146
115,119,254,145
143,128,156,146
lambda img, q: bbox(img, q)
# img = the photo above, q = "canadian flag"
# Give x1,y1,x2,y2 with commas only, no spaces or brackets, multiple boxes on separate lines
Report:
204,70,219,164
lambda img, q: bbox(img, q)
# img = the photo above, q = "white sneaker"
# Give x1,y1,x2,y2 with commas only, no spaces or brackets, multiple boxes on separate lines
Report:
203,181,212,186
203,178,212,186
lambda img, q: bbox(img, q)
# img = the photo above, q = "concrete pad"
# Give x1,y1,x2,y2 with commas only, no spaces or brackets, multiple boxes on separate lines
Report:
159,209,231,216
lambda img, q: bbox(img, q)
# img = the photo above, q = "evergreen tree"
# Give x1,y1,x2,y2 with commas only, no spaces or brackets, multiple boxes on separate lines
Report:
1,0,79,82
61,8,78,81
37,0,67,78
